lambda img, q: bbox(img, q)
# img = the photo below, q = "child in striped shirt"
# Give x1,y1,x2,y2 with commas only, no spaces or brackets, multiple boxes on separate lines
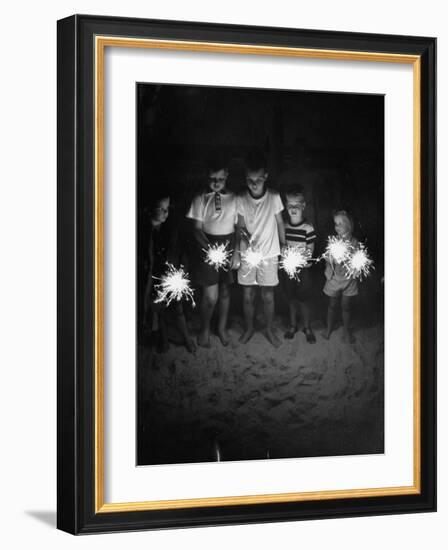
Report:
282,188,316,343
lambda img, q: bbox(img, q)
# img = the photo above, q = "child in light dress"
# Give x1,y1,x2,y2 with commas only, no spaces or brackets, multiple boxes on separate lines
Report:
323,210,359,343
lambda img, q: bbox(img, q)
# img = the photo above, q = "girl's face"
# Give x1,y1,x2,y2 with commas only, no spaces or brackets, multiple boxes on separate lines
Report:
334,213,352,237
152,197,170,225
208,169,228,193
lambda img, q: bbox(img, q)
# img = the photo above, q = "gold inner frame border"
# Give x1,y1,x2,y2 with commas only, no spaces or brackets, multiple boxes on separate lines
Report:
94,35,421,513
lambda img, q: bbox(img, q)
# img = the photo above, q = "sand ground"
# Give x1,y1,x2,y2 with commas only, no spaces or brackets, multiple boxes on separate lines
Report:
137,310,384,465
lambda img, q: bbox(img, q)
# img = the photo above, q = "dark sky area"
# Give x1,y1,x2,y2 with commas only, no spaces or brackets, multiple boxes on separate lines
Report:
137,83,384,257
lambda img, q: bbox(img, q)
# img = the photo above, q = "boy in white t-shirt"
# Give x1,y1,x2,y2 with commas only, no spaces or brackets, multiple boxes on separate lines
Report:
235,153,285,347
187,157,239,347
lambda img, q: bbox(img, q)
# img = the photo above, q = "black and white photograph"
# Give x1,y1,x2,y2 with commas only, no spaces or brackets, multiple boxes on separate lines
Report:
136,83,384,466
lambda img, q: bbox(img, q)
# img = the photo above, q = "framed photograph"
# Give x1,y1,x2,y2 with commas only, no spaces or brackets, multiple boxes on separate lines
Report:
57,14,436,534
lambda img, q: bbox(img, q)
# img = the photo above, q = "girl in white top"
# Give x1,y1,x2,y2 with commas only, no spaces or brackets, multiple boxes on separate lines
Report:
186,163,239,348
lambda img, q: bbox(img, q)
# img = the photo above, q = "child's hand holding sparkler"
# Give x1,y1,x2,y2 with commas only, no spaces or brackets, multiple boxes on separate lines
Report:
280,246,312,280
321,236,374,281
154,263,196,307
343,243,374,280
241,245,264,271
229,250,241,270
322,235,353,264
203,242,232,271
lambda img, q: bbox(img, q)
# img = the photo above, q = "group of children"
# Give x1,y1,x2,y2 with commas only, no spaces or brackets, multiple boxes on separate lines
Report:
143,153,360,352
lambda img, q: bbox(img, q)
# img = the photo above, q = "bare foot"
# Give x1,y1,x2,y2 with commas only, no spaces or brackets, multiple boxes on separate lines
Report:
218,329,230,347
185,337,197,353
303,327,316,344
197,330,211,348
264,328,281,348
284,325,297,340
239,328,255,344
342,330,356,344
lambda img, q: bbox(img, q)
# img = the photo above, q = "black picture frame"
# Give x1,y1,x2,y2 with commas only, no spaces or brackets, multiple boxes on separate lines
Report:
57,14,436,534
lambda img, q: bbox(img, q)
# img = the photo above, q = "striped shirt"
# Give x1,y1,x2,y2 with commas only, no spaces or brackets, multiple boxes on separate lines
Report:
284,220,316,250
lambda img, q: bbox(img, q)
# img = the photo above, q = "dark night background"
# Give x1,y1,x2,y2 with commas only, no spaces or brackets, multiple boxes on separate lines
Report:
137,83,384,466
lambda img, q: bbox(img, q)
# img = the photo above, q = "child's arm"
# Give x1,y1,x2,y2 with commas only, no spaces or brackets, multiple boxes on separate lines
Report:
324,258,333,280
166,224,181,266
193,220,211,249
305,242,315,267
230,221,241,270
143,270,154,325
236,213,251,245
275,212,286,248
231,214,250,270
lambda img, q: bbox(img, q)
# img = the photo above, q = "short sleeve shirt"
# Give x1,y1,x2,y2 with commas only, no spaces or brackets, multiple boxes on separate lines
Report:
237,189,284,258
284,220,316,251
186,191,237,235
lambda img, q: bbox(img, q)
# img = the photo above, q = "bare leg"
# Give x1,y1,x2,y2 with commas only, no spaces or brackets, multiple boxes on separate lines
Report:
198,284,218,347
261,287,281,348
174,303,197,353
218,283,230,346
324,296,338,340
143,308,155,346
299,301,316,343
157,312,169,353
341,295,355,343
240,286,256,343
284,301,298,339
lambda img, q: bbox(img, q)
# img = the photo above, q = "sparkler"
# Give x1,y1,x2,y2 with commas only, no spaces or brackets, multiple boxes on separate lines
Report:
280,246,312,280
204,242,232,271
322,235,353,264
343,244,374,280
154,263,195,307
241,247,264,270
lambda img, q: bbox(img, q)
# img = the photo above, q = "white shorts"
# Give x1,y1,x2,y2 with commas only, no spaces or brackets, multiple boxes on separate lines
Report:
238,256,279,286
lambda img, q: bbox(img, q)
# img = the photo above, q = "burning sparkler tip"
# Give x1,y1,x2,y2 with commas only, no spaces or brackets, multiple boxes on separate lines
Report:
204,242,232,271
154,263,195,307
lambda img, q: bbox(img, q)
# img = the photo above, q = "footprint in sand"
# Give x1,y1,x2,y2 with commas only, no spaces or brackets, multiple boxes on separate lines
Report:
249,370,262,379
264,397,284,408
303,372,320,382
276,379,292,389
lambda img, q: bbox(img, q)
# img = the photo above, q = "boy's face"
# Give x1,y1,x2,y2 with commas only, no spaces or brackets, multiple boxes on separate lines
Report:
152,197,170,225
246,168,268,198
286,194,306,224
208,169,228,193
334,214,351,237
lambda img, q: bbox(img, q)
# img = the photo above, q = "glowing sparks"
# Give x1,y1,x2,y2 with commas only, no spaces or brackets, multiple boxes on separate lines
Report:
343,244,374,280
323,236,353,264
154,264,195,307
242,247,264,270
280,246,311,279
320,236,374,281
204,242,232,271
